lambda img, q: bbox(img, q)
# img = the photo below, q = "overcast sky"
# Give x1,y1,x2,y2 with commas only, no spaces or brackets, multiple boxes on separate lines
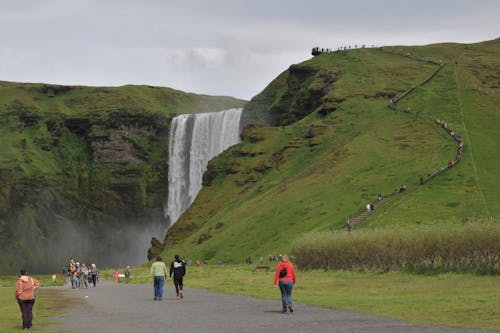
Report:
0,0,498,100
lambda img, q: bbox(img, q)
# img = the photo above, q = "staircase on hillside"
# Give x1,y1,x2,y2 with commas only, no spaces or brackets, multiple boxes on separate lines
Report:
348,190,404,229
345,50,464,231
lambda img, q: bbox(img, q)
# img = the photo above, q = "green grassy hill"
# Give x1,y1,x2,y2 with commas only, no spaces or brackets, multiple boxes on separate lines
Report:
158,38,499,263
0,82,245,273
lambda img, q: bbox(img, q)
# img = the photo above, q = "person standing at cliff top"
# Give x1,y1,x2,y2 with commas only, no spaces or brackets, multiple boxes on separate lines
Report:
150,256,168,301
169,254,186,300
15,269,41,330
273,254,296,313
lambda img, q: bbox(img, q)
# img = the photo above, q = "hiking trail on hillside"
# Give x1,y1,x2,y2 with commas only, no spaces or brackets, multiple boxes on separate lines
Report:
349,51,465,228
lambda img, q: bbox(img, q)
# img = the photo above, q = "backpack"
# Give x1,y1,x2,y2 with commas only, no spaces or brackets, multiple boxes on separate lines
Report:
279,267,287,278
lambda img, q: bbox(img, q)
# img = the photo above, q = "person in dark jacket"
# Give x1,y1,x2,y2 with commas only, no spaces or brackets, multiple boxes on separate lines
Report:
169,254,186,300
273,254,296,313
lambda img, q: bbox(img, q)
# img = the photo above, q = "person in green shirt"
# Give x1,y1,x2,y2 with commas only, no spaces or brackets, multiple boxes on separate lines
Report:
150,256,168,301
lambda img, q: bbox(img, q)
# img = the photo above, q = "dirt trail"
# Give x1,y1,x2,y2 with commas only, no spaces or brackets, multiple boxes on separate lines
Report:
45,281,492,333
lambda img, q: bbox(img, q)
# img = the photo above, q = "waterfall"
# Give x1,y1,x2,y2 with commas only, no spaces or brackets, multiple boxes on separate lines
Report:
165,108,243,227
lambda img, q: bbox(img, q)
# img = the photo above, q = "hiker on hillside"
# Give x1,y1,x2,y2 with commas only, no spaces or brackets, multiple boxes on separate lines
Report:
170,254,186,300
15,269,41,330
150,256,168,301
273,254,296,313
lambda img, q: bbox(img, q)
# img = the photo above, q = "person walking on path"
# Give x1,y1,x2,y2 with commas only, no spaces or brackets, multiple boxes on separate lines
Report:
124,265,131,282
113,268,119,283
273,254,296,313
169,254,186,300
81,263,89,289
15,269,41,330
90,263,99,287
74,262,81,288
150,256,168,301
68,262,77,289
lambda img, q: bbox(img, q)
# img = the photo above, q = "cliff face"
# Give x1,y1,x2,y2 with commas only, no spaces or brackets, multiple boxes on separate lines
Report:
0,82,245,273
241,63,339,126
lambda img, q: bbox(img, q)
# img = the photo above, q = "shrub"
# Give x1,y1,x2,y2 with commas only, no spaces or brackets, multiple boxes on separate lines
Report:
293,222,500,274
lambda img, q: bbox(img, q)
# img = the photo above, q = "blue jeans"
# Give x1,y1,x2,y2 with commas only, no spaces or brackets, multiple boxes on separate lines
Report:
154,276,164,300
74,276,80,288
279,280,294,310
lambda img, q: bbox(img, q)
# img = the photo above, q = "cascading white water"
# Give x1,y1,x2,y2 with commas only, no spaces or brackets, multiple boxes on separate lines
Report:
165,108,243,226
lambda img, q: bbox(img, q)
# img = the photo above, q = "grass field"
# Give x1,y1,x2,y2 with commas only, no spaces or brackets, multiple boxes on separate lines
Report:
0,274,68,331
102,264,500,331
0,286,74,333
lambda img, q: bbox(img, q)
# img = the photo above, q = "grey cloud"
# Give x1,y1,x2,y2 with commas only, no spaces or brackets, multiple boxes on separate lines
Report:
0,0,499,99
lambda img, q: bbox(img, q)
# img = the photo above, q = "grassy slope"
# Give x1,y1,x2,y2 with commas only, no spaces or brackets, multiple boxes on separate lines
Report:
367,40,500,225
161,39,499,263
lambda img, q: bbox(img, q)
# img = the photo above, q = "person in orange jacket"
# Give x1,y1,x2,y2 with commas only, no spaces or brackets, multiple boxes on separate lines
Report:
15,269,41,330
273,254,296,313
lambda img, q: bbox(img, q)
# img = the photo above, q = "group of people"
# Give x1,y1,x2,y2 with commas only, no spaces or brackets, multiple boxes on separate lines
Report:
63,258,99,289
13,252,297,331
435,118,464,167
420,117,465,184
246,255,296,264
150,255,186,301
149,253,297,314
113,266,131,283
312,44,376,55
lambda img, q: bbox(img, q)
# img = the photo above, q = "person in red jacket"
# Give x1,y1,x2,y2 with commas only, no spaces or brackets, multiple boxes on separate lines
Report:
273,254,296,313
15,269,41,330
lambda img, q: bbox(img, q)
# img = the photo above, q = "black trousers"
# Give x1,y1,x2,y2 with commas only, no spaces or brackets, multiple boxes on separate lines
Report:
18,299,35,329
173,277,183,295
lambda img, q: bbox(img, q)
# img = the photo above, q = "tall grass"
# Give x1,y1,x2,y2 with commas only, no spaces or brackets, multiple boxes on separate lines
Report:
294,222,500,274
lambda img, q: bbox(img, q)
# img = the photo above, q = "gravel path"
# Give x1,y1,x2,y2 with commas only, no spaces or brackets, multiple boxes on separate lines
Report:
48,281,492,333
